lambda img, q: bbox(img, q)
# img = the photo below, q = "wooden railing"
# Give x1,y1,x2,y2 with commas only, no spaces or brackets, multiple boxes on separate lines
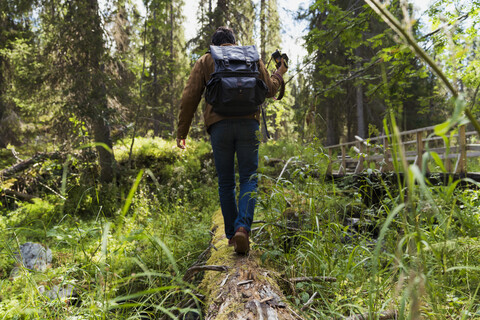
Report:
325,125,480,175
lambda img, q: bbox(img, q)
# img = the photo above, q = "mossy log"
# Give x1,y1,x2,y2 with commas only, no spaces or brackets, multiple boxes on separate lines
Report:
0,152,61,178
198,210,302,320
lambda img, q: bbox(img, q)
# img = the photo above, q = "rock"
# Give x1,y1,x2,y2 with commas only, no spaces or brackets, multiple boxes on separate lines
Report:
44,284,76,301
17,242,52,272
39,284,79,305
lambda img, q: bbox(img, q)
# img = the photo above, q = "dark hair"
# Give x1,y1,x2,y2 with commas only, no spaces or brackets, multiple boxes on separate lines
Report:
211,27,236,46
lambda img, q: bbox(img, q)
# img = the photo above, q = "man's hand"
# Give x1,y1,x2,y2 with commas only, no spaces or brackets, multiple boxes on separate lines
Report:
277,58,288,75
176,138,186,149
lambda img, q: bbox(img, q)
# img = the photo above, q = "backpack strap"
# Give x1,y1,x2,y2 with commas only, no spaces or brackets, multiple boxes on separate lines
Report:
243,46,252,67
221,46,229,67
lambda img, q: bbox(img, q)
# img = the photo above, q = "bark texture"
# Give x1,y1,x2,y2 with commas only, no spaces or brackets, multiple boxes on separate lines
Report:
199,210,300,320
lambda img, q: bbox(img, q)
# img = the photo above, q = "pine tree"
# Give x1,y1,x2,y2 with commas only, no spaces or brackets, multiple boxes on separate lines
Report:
262,0,281,59
109,0,135,114
194,0,255,47
188,0,216,57
228,0,255,45
144,0,187,137
303,0,437,144
259,0,283,139
0,0,36,148
41,0,116,182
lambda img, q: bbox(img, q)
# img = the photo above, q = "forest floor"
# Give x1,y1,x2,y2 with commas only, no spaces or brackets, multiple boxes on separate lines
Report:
2,137,480,319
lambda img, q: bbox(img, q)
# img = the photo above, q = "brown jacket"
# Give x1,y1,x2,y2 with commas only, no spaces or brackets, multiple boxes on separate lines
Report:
177,44,284,139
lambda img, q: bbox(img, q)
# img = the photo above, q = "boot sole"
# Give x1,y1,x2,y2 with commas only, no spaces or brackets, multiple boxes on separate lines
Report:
233,232,249,254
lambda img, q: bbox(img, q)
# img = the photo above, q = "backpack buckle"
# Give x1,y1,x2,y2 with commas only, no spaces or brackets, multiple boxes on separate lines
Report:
221,47,229,67
243,47,252,67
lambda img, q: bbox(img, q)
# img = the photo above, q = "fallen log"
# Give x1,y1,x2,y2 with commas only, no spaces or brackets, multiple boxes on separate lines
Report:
199,210,304,320
0,152,61,178
1,189,36,203
346,309,398,320
251,220,302,232
288,276,337,284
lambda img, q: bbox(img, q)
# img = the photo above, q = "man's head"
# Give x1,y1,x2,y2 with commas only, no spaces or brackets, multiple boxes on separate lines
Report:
211,27,236,46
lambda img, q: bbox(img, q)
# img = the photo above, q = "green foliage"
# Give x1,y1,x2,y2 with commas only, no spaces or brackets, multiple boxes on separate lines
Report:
2,0,480,318
0,137,216,319
254,130,480,319
299,0,450,145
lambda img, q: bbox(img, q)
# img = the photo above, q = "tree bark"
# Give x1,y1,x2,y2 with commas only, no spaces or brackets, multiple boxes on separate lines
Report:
152,8,161,136
0,54,6,149
92,116,115,183
214,0,228,27
88,0,116,183
260,0,266,63
326,105,336,146
356,82,365,138
199,210,301,320
169,2,175,134
355,19,365,139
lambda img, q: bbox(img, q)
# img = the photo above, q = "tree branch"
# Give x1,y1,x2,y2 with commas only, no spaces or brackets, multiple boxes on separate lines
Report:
422,13,469,39
183,265,228,282
0,152,61,178
346,309,398,320
1,189,36,203
288,276,337,283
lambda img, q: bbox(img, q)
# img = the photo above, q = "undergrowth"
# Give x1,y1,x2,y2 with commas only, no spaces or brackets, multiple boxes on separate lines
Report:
2,132,480,319
0,137,217,319
254,136,480,319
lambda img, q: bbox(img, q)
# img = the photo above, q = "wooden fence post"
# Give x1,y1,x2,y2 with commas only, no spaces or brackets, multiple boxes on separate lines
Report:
416,131,424,171
382,137,392,172
326,148,333,175
355,141,364,174
444,137,452,172
341,145,347,175
456,125,467,174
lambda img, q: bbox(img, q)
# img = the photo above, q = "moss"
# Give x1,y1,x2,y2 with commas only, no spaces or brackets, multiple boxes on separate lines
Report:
198,210,233,306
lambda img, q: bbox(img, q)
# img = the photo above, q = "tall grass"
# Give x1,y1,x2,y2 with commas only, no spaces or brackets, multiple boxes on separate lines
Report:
0,137,217,319
254,127,480,319
244,2,480,318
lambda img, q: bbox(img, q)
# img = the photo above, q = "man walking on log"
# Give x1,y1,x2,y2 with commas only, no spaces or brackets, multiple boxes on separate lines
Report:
176,26,287,254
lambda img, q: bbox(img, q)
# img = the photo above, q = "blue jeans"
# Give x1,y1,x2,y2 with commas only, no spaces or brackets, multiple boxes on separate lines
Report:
210,119,259,239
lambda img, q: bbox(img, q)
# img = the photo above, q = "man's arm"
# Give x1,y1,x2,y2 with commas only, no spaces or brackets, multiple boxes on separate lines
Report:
258,58,288,98
176,57,207,147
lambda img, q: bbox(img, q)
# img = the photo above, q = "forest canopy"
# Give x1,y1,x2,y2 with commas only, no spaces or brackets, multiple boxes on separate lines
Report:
0,0,478,158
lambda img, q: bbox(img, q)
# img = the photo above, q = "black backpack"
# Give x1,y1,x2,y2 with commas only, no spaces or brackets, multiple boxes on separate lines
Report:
205,45,269,116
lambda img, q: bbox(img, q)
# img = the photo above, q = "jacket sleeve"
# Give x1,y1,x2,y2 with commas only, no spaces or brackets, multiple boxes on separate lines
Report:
258,59,284,99
177,58,207,139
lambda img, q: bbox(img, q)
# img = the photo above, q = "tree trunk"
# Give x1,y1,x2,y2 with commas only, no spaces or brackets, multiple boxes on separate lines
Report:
326,105,336,146
356,82,365,138
199,210,300,320
215,0,228,27
355,42,365,138
152,9,161,136
88,0,116,183
92,116,115,183
208,0,213,25
260,0,266,63
169,2,175,134
0,55,6,149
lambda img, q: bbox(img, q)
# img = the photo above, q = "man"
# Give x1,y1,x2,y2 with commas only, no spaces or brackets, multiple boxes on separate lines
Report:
176,26,287,254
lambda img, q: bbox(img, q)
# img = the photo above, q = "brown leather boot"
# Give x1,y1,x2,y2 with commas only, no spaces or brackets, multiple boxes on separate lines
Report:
233,227,249,254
